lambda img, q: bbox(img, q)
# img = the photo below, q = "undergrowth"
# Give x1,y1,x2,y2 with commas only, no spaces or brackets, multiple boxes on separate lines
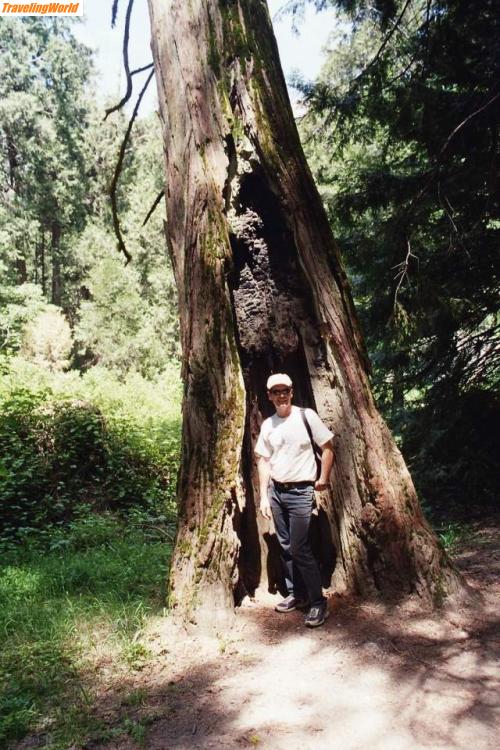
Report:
436,521,470,553
0,359,181,748
0,358,182,544
0,513,173,749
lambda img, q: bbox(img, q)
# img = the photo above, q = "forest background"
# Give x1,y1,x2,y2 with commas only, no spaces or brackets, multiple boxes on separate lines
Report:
0,0,498,747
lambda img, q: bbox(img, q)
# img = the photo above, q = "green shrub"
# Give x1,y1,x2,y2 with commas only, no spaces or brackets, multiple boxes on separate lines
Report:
0,693,36,747
22,307,73,372
0,361,181,545
0,515,172,748
402,388,499,520
0,284,49,357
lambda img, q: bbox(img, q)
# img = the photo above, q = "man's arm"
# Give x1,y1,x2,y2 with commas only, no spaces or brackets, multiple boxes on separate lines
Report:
257,455,272,520
315,439,334,492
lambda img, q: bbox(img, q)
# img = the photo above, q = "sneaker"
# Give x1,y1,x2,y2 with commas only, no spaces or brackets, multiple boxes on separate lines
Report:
275,594,309,613
304,602,329,628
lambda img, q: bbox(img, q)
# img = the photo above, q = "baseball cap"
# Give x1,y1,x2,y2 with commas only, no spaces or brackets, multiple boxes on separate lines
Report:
266,373,293,390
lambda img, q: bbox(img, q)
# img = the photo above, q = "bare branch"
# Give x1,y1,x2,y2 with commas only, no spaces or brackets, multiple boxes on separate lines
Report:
131,62,154,77
105,63,154,122
142,189,165,227
438,89,500,158
105,0,135,120
109,68,155,264
0,324,13,351
405,84,500,218
392,238,418,310
111,0,119,28
104,63,154,120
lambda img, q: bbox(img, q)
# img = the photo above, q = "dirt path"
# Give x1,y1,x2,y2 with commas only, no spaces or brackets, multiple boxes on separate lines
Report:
81,522,500,749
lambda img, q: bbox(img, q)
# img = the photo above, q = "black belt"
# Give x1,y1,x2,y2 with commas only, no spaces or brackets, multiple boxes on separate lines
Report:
272,479,315,491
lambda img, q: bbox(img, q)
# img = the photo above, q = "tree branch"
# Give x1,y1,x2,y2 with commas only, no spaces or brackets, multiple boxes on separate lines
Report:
403,84,500,219
392,237,418,310
109,68,155,264
0,324,13,351
105,0,135,120
438,88,500,158
131,62,154,76
350,0,413,88
142,189,165,227
111,0,119,28
299,0,415,150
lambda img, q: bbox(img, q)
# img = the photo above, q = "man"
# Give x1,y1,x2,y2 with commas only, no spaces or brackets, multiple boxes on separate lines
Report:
255,373,334,628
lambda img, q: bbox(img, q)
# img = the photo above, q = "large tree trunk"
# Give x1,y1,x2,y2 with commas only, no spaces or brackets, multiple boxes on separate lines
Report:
15,256,27,284
148,0,463,625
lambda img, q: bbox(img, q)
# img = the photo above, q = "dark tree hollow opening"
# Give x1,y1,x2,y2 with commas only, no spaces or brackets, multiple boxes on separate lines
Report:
226,165,337,600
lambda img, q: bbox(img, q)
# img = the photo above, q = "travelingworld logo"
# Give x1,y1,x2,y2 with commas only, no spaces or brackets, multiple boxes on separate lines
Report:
0,2,83,14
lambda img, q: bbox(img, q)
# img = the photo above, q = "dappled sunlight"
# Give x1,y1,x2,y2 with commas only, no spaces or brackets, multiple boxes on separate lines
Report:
0,566,43,600
76,549,498,750
229,597,498,750
9,521,497,750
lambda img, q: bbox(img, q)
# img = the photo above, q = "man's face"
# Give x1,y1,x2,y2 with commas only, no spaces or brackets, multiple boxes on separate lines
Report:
267,385,293,413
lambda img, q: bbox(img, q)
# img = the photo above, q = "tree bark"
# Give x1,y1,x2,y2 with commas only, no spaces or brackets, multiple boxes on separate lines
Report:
15,256,27,284
40,230,46,297
148,0,463,625
50,220,62,306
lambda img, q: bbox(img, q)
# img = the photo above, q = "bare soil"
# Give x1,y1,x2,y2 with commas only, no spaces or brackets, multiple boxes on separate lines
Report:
26,521,500,750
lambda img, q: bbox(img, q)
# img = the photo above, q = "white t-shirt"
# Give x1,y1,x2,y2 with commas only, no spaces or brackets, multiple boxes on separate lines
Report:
255,405,334,483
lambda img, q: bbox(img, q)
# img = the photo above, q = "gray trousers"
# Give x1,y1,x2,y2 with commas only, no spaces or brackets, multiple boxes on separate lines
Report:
270,482,325,607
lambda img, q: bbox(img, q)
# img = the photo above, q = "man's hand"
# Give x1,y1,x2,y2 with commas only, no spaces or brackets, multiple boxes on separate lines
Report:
314,480,329,492
315,440,334,492
260,499,272,520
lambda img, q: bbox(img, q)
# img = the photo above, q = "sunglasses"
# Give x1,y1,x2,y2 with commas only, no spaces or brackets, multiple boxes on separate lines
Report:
269,387,292,396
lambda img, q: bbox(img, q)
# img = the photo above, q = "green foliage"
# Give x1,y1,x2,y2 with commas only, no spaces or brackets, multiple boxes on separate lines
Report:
68,111,179,375
403,388,499,518
0,18,93,303
22,306,73,371
0,359,181,546
0,23,182,749
437,521,468,552
299,0,499,512
0,514,171,748
0,20,180,378
74,247,179,376
0,283,48,356
0,283,74,372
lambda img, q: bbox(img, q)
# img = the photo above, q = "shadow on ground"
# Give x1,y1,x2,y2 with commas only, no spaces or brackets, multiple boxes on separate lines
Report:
14,522,499,750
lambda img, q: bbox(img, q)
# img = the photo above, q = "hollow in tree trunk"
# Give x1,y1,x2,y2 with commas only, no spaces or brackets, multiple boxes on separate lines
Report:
147,0,464,626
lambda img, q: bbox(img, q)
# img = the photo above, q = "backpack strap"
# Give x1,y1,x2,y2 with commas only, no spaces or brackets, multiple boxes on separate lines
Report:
300,408,322,479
